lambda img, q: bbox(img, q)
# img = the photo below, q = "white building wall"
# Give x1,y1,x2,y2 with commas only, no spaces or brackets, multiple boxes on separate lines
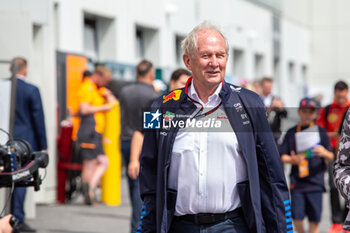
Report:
308,0,350,105
199,0,274,84
0,0,57,218
280,17,311,107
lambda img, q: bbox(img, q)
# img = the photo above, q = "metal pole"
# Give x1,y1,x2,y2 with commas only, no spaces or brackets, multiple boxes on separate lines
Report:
9,61,17,136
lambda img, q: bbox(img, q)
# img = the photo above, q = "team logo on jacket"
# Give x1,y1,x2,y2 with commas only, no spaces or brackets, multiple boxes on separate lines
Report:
163,90,182,103
143,109,162,129
230,85,241,93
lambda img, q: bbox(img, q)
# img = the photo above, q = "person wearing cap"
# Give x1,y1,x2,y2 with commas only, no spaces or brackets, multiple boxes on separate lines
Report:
280,97,334,233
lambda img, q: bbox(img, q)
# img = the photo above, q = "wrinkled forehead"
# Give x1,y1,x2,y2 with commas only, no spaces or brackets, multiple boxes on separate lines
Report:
196,30,227,50
197,29,226,42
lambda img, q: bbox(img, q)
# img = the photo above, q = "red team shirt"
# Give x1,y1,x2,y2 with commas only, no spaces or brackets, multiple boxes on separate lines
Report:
316,101,350,149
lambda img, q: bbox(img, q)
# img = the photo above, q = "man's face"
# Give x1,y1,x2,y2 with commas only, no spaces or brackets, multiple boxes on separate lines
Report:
334,89,348,107
183,30,227,88
149,68,156,81
98,74,111,87
169,74,190,91
262,81,273,96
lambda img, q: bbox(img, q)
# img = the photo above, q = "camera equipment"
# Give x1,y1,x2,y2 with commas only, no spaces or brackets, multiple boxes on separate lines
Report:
10,215,20,233
0,131,49,191
0,129,48,233
0,215,19,233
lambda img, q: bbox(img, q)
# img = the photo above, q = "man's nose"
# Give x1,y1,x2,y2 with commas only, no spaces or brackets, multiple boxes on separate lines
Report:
209,56,219,67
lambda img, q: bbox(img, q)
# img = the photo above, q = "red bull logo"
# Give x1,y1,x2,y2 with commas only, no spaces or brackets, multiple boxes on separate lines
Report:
163,90,182,103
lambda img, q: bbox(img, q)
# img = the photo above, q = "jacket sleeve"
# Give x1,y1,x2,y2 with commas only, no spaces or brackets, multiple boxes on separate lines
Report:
138,102,160,233
334,109,350,201
30,86,47,150
249,95,291,233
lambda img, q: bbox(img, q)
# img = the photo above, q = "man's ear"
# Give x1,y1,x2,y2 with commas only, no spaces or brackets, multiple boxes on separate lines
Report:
183,54,192,70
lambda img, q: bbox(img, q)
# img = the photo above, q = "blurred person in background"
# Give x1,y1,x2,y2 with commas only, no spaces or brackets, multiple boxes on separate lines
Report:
252,80,262,95
316,80,350,233
10,57,47,232
127,68,191,181
260,77,287,145
333,109,350,232
77,65,116,205
119,60,160,233
280,97,333,233
168,68,191,91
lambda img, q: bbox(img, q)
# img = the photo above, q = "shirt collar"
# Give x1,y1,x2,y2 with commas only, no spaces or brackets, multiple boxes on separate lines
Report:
188,81,222,106
331,100,350,108
16,74,26,80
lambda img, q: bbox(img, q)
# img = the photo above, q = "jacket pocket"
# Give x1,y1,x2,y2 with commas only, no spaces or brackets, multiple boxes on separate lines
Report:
237,181,258,233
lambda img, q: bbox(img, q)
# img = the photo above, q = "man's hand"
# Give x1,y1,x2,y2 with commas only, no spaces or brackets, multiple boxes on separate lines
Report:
128,131,144,180
128,160,140,180
271,97,284,110
0,214,13,233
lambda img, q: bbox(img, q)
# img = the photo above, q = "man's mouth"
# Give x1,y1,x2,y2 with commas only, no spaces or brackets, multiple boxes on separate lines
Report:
206,71,220,75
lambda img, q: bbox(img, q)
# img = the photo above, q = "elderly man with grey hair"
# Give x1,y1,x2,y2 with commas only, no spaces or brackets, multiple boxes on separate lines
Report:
138,21,290,233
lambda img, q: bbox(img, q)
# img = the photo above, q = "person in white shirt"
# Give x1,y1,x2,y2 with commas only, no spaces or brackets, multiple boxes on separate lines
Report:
260,77,287,143
138,21,290,233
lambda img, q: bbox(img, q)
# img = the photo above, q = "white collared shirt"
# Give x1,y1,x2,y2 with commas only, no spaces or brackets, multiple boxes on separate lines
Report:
262,94,273,108
168,82,248,216
16,74,26,81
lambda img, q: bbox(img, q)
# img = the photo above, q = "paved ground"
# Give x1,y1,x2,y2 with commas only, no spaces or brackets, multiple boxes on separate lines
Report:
27,177,132,233
27,172,337,233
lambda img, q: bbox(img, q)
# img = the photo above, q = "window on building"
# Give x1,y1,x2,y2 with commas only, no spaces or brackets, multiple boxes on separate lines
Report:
135,26,159,65
273,58,280,80
53,3,59,49
255,54,264,79
84,15,98,61
83,13,116,62
233,49,244,79
175,35,184,66
288,62,295,83
301,65,308,82
301,64,308,96
136,28,144,59
32,24,44,83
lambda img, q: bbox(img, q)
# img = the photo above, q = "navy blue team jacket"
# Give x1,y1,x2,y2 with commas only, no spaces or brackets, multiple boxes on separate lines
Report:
139,78,291,233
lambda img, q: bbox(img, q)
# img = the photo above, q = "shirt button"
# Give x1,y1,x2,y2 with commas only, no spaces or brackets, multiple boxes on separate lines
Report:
200,173,203,176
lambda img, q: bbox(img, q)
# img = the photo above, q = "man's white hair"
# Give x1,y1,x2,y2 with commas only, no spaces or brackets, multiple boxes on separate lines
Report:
181,21,229,58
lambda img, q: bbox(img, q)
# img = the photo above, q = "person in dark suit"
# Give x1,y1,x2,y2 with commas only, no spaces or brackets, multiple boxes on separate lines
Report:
10,57,47,232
